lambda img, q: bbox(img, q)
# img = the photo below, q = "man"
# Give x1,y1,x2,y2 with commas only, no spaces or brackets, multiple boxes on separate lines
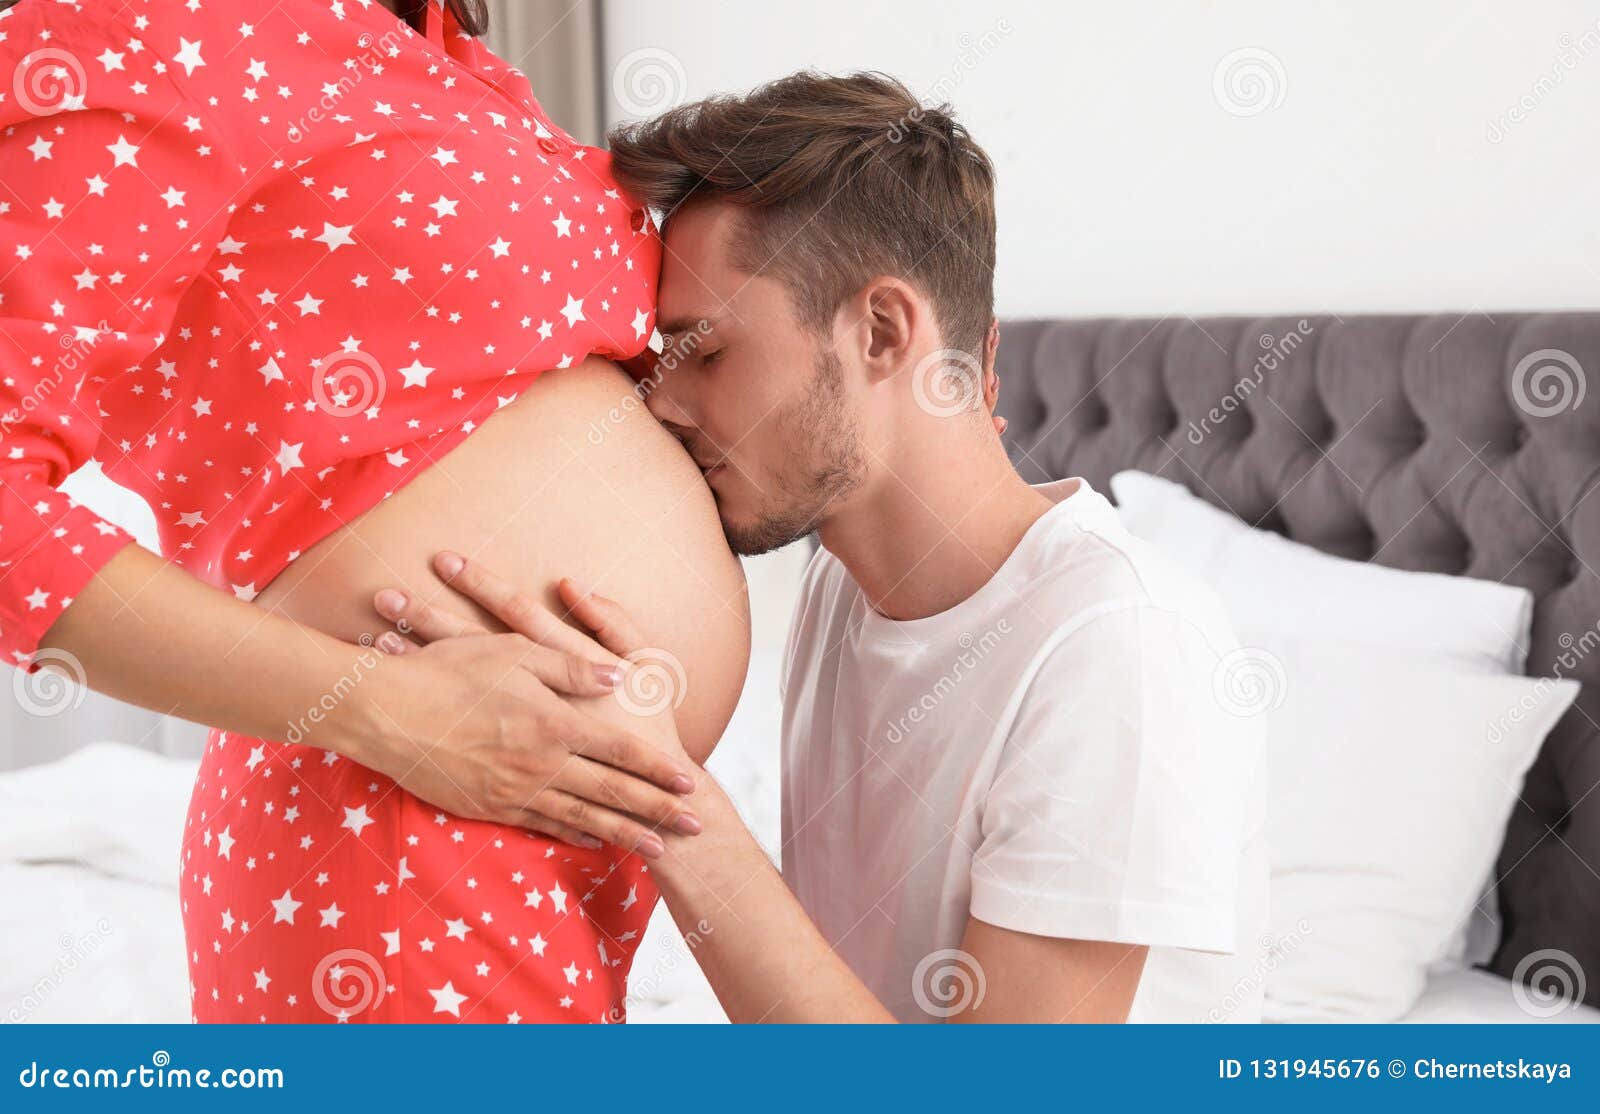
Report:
385,72,1269,1023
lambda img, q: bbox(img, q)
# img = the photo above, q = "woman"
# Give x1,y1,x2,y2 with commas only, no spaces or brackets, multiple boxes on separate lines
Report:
0,0,749,1022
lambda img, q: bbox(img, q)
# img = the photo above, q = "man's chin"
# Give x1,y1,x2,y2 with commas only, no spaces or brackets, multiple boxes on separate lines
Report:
720,508,811,558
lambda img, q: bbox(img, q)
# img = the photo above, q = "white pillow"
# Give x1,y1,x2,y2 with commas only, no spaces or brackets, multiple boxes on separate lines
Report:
1108,470,1566,1015
1252,635,1575,1021
1109,470,1533,675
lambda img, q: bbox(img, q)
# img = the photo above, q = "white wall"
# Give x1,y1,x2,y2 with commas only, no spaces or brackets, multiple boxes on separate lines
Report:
603,0,1600,318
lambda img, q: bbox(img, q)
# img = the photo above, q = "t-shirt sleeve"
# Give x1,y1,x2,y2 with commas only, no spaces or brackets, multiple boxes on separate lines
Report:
969,603,1259,953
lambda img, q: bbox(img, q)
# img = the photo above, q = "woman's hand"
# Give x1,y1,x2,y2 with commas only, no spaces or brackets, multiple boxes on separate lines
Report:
363,552,698,855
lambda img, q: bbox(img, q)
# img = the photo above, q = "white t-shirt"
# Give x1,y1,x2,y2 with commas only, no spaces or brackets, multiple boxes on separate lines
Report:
779,479,1269,1023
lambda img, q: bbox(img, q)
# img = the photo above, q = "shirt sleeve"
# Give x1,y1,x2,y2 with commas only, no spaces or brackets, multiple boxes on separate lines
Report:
0,6,243,664
969,603,1262,953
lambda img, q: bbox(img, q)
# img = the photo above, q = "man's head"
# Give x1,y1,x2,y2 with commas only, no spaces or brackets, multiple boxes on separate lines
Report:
608,72,998,555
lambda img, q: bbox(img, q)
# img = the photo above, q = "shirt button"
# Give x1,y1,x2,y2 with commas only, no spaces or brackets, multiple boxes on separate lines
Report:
630,208,648,232
537,136,560,154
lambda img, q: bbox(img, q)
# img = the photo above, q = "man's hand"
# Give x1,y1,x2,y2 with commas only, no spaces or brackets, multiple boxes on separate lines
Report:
370,553,699,853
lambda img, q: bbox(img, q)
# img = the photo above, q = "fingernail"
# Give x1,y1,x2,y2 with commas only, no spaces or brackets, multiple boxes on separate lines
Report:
374,589,407,618
594,664,624,688
673,812,702,836
669,774,696,795
636,833,666,859
376,631,408,655
578,835,602,850
436,551,465,578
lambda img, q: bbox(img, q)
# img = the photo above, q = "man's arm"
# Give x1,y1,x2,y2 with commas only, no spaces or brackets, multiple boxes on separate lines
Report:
652,776,1146,1023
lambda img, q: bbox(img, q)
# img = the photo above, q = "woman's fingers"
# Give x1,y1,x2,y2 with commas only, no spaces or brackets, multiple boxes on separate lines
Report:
556,755,701,836
435,551,620,663
528,789,667,859
517,641,627,698
373,587,487,644
515,811,602,851
556,578,646,657
560,707,696,795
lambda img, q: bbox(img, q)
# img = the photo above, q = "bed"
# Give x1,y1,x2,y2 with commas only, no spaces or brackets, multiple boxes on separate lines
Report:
992,311,1600,1018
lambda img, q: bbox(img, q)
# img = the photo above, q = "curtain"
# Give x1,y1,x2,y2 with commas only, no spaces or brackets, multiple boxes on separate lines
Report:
483,0,605,146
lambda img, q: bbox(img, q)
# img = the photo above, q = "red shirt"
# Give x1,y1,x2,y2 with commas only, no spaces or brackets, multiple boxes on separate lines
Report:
0,0,660,663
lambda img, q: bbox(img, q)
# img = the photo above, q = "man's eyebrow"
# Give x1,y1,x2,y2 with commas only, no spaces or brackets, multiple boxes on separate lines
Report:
657,315,721,338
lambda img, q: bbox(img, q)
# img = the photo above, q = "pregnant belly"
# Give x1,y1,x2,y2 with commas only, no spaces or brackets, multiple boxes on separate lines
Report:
253,356,750,758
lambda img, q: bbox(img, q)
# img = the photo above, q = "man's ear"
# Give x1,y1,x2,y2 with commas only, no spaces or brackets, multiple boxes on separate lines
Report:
853,278,922,384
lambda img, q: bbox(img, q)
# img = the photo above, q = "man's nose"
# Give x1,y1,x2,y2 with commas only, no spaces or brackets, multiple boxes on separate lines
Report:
642,370,692,426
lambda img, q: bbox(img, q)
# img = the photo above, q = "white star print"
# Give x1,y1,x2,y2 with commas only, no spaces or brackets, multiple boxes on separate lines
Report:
397,359,434,388
560,295,585,328
341,804,374,837
314,223,356,252
270,889,302,925
106,136,140,168
428,981,468,1017
173,38,206,77
274,441,304,475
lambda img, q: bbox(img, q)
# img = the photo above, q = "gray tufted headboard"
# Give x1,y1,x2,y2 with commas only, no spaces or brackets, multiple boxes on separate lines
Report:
994,312,1600,1005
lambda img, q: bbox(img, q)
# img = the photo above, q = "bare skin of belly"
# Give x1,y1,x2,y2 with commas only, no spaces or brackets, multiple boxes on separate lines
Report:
254,357,751,762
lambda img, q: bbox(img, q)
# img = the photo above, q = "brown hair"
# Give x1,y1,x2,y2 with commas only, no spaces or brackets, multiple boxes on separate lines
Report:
608,71,996,360
397,0,489,37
